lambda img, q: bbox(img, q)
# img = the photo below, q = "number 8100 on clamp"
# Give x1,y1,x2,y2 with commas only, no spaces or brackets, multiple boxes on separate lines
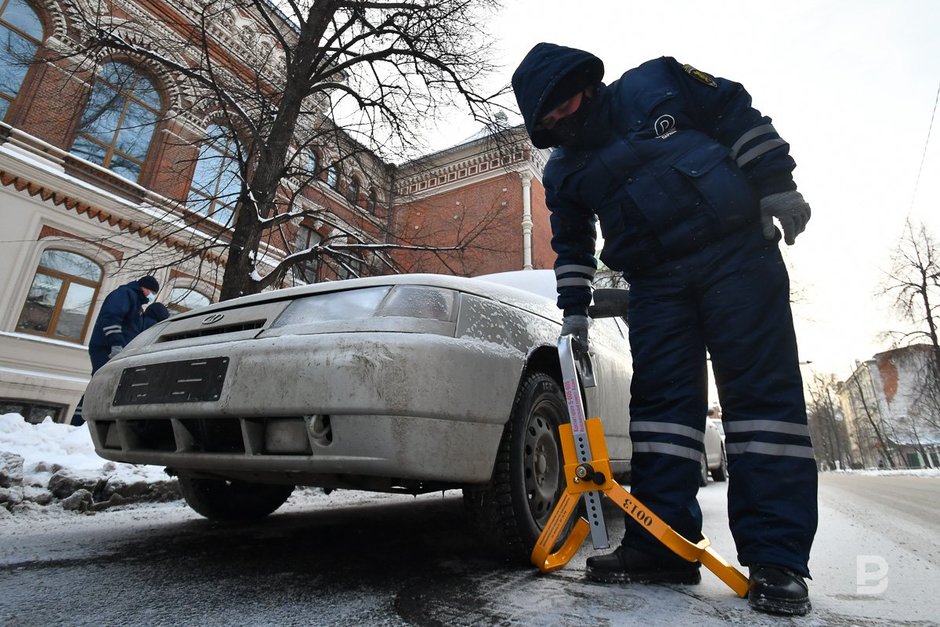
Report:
531,335,749,599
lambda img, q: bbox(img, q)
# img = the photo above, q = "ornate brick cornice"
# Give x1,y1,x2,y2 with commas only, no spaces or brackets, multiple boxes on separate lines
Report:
0,169,225,264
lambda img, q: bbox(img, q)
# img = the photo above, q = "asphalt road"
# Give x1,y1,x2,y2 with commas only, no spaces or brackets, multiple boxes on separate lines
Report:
1,473,938,626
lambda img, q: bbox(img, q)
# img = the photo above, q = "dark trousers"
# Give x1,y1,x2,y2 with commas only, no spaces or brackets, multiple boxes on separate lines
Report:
622,225,817,576
70,347,113,426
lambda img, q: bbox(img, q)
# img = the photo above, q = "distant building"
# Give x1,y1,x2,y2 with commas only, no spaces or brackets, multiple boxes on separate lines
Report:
839,345,940,469
0,0,553,422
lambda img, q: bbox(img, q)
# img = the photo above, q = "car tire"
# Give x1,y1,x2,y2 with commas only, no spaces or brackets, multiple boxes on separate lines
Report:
711,444,728,482
698,457,709,487
464,372,570,561
177,472,294,522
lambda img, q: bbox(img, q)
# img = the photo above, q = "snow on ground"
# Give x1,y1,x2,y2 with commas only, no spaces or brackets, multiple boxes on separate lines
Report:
0,413,458,520
0,412,168,486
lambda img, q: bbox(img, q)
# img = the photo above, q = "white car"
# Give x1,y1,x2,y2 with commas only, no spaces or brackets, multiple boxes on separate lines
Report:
83,270,634,558
702,417,729,485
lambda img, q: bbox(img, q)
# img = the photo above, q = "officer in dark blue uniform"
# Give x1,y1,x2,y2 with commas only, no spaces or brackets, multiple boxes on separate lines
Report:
512,43,816,616
70,275,160,426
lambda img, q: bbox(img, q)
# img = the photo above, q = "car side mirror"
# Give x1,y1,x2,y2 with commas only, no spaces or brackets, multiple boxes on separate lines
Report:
589,288,630,319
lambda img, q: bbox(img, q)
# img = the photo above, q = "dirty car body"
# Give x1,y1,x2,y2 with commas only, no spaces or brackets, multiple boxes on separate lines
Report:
83,271,633,556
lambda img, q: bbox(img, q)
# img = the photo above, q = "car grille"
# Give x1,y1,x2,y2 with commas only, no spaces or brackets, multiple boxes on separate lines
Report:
157,320,266,342
95,416,320,456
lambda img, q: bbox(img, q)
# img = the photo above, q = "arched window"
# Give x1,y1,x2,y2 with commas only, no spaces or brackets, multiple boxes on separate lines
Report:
325,164,338,189
0,0,43,120
294,225,322,284
16,249,102,342
347,176,360,205
71,62,161,182
167,287,211,314
187,124,240,226
307,150,318,178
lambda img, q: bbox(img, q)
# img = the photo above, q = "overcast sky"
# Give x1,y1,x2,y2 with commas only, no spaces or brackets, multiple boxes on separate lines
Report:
428,0,940,380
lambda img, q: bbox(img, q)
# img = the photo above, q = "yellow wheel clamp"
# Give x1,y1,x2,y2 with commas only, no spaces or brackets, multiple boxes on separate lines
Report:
531,335,749,598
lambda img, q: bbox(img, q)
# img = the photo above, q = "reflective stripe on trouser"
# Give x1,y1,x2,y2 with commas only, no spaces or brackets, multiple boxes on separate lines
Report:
625,225,817,577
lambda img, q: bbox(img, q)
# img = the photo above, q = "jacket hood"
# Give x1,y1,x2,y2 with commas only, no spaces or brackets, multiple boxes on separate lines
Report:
144,302,170,322
511,43,604,149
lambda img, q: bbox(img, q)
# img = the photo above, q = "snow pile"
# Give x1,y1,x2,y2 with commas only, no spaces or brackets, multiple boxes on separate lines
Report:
834,467,940,477
0,413,178,517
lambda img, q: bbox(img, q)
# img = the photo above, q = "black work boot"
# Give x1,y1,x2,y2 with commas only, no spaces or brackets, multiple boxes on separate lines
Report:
748,565,811,616
585,545,701,584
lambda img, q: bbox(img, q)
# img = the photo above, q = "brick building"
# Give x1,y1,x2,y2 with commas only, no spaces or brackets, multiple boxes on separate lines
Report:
0,0,553,422
839,345,940,469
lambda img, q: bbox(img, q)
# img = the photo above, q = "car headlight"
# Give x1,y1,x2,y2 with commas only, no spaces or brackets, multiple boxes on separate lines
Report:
271,285,456,328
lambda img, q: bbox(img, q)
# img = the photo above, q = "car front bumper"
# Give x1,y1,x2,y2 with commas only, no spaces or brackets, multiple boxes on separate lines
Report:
83,332,525,485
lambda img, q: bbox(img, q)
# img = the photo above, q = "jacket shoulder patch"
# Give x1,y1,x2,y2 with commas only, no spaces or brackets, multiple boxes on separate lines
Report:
682,63,718,88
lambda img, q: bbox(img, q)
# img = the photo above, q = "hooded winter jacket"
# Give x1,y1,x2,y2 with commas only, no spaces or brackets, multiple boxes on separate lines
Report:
143,302,171,329
512,44,798,316
88,280,148,350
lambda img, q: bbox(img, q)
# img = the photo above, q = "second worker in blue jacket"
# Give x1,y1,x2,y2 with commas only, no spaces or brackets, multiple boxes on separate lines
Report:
512,43,816,617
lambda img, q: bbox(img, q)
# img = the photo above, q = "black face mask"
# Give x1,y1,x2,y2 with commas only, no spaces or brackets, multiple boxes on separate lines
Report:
549,91,610,148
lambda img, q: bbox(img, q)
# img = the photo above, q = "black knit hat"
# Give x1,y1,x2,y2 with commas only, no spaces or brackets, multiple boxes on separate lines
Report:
138,275,160,292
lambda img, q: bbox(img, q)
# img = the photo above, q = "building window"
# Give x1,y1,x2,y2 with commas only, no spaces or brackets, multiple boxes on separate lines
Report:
167,287,211,314
294,225,322,284
71,62,161,182
333,238,361,280
0,0,43,119
307,150,318,179
16,249,102,342
0,398,66,424
187,124,240,226
325,164,338,189
347,176,360,205
334,257,362,281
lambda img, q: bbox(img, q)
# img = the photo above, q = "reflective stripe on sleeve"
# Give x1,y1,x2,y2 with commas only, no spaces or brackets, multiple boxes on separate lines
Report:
554,264,596,278
726,441,816,460
557,277,593,288
736,139,788,168
730,124,777,160
630,420,705,444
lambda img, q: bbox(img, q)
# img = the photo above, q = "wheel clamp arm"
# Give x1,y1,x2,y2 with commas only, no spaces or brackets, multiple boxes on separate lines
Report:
531,335,749,598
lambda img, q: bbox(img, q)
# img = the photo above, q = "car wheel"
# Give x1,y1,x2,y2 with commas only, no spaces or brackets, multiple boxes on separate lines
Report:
464,372,570,561
698,456,709,487
711,444,728,482
177,472,294,522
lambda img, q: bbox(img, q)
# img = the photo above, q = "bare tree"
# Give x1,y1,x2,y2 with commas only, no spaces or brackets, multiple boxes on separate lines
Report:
846,365,898,468
806,372,852,469
67,0,507,300
881,220,940,456
883,220,940,365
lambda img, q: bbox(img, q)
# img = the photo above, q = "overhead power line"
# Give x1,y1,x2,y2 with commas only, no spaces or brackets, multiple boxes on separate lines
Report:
908,80,940,219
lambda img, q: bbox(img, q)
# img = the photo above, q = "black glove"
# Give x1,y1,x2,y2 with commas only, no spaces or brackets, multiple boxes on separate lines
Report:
560,315,590,351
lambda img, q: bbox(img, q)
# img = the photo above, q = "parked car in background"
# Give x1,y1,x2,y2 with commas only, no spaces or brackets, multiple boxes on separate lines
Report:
82,270,633,559
702,416,728,485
